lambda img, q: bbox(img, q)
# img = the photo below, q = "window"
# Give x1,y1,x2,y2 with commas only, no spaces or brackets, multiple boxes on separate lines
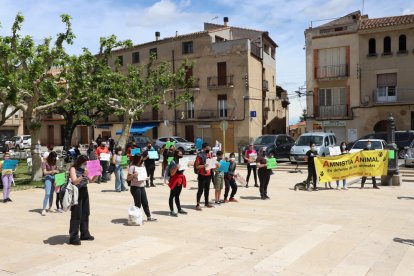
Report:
116,55,123,66
182,41,193,54
186,97,194,119
399,35,407,53
132,52,140,64
318,87,346,117
271,48,275,59
272,75,275,87
264,44,269,54
317,47,347,78
383,36,391,54
14,114,19,119
215,36,225,42
217,62,227,86
218,95,227,118
377,73,397,102
272,100,275,111
368,38,376,56
149,48,157,59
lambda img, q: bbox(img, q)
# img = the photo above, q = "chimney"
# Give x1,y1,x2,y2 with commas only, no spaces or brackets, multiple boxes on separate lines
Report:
224,17,229,26
155,31,160,41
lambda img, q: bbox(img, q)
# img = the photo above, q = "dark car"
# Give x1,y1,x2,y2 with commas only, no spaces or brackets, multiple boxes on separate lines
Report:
0,137,10,153
348,131,414,159
243,134,295,160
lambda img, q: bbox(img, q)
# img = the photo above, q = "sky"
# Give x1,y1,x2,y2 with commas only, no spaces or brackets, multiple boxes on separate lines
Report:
1,0,413,125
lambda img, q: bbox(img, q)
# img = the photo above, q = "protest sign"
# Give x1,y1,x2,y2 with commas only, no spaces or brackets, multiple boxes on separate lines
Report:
266,158,278,169
249,153,257,163
217,160,230,173
179,157,189,171
87,160,101,177
136,167,148,181
329,146,342,156
148,151,159,159
388,150,395,160
2,159,18,170
120,155,128,165
55,173,66,186
131,148,141,156
167,157,174,165
100,153,110,161
166,141,176,149
205,158,216,170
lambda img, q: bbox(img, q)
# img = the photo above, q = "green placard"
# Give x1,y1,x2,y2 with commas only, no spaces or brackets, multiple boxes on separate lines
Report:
388,150,395,160
55,172,66,186
266,158,278,169
121,155,128,165
167,156,174,165
166,141,176,149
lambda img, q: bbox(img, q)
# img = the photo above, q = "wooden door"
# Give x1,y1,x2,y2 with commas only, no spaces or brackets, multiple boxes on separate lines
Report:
217,62,227,86
47,125,54,146
80,126,89,144
185,125,195,142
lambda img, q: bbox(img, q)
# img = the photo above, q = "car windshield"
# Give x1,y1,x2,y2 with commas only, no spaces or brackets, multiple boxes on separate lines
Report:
23,136,30,140
296,135,323,146
254,136,276,145
134,136,151,143
352,141,383,150
174,137,188,142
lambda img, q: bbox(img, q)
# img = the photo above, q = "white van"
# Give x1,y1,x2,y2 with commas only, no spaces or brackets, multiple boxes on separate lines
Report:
289,132,337,163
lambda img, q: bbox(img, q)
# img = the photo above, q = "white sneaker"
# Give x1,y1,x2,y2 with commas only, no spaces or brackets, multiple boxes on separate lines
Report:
343,187,348,190
41,209,46,216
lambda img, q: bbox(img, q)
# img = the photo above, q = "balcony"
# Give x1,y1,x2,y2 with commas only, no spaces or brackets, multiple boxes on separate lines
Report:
207,76,234,89
315,64,348,80
137,111,161,121
373,88,414,104
318,104,348,118
178,77,200,91
263,80,269,91
176,108,234,120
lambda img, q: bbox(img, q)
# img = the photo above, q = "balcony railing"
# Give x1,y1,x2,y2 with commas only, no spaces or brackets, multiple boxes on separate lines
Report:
315,64,348,79
207,76,234,89
373,88,414,104
179,77,200,90
176,108,234,120
263,80,269,91
251,42,262,59
318,104,348,118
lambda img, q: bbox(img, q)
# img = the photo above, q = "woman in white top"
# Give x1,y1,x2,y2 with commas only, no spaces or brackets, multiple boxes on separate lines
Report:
127,155,157,222
112,146,128,192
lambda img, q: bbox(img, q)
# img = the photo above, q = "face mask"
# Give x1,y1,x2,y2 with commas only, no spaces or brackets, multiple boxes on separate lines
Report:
311,147,316,151
341,145,346,150
367,144,372,149
205,150,210,154
80,164,86,169
230,158,235,162
118,151,122,155
148,145,152,149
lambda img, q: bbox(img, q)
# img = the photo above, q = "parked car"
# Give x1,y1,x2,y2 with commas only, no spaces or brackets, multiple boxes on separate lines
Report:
404,139,414,167
289,132,337,163
5,135,31,151
349,139,387,153
0,137,10,153
155,136,196,154
242,134,295,160
348,131,414,159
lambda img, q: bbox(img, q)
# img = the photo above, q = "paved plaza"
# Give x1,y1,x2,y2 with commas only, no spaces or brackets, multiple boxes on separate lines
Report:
1,165,414,275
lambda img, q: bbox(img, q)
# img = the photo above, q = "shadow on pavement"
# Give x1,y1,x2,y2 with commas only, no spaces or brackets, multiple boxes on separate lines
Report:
393,237,414,246
101,190,117,193
111,218,129,226
180,204,197,210
28,209,43,214
240,196,262,200
152,211,171,216
397,196,414,200
43,235,69,245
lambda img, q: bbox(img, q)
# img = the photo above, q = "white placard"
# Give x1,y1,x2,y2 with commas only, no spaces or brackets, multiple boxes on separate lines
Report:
136,167,148,181
100,153,110,161
205,158,216,170
329,146,341,156
249,153,257,163
179,157,189,171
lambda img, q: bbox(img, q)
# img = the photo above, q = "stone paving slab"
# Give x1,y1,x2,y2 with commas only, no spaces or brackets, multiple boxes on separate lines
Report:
1,166,414,275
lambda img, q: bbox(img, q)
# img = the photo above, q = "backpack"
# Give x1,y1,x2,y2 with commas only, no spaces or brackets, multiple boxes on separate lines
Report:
194,153,206,174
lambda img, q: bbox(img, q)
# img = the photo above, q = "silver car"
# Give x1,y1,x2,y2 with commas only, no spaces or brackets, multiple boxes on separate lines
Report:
289,132,337,163
405,140,414,167
155,136,196,154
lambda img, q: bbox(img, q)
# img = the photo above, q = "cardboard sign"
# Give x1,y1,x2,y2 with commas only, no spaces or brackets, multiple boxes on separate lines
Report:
167,156,174,165
249,153,257,164
120,155,128,165
329,146,342,156
217,160,230,173
136,167,148,181
235,173,247,186
87,160,101,177
148,151,159,159
131,148,141,156
55,172,66,186
100,153,110,161
267,158,278,169
205,158,216,170
388,150,395,160
166,141,176,149
178,157,189,171
2,159,18,170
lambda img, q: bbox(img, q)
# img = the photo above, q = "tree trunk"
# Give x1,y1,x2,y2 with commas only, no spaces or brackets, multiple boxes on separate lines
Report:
117,114,133,150
62,114,76,151
29,128,43,181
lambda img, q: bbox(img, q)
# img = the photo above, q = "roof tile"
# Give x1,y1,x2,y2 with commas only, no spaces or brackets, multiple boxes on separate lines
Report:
359,14,414,30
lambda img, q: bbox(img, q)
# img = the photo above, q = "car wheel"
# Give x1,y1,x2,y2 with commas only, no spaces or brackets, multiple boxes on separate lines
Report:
398,149,407,159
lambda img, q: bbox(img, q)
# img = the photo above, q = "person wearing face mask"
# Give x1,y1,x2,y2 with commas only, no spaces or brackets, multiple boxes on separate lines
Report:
336,142,349,190
224,153,238,202
361,140,380,189
244,144,258,188
0,152,14,203
213,151,224,204
305,143,318,191
41,151,59,215
163,145,176,185
194,143,214,210
69,155,99,245
167,150,188,217
256,148,272,200
143,142,156,188
96,142,110,183
112,146,128,192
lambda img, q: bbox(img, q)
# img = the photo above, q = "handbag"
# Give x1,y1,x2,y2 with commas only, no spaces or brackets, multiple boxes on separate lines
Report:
108,163,116,174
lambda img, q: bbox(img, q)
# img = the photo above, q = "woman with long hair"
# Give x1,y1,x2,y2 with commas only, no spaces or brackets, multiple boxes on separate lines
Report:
69,155,98,245
256,147,272,199
112,146,128,192
41,151,59,216
167,150,187,217
336,142,349,190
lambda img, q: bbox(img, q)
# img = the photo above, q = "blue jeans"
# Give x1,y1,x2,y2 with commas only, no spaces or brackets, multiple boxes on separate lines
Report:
114,166,126,191
336,179,347,188
43,175,55,209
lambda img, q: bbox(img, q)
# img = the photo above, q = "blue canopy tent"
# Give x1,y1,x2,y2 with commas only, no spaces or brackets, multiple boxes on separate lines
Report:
116,122,158,135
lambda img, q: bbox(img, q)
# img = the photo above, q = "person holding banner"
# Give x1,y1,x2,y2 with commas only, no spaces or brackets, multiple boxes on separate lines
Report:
69,155,98,245
256,148,272,200
143,142,156,188
41,152,59,216
127,155,157,222
0,153,15,203
112,147,128,192
361,141,380,189
336,142,349,190
305,143,318,191
244,144,258,188
167,150,188,217
224,153,238,202
96,142,110,183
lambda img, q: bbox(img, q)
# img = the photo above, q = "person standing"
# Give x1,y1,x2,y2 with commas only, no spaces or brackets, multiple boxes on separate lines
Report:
0,152,14,203
168,150,188,216
143,141,156,188
96,142,110,183
256,148,272,200
224,153,238,202
163,145,176,185
244,144,258,188
108,137,115,154
213,151,224,204
41,151,59,216
305,143,318,191
112,146,128,192
194,143,214,210
361,140,380,189
69,155,98,245
336,142,349,190
95,134,103,147
127,155,157,222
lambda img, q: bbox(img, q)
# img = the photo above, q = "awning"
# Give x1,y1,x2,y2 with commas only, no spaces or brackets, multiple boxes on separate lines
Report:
116,122,158,135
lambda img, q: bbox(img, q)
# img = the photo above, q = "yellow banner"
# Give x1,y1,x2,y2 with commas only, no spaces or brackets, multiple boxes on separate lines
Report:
314,150,389,183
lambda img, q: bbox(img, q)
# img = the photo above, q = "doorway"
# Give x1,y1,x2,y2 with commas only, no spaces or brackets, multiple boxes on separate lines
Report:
217,62,227,86
47,125,54,146
185,125,194,142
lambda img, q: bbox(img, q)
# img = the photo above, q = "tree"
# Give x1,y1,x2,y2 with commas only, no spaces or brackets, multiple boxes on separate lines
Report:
299,109,307,122
0,13,74,180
